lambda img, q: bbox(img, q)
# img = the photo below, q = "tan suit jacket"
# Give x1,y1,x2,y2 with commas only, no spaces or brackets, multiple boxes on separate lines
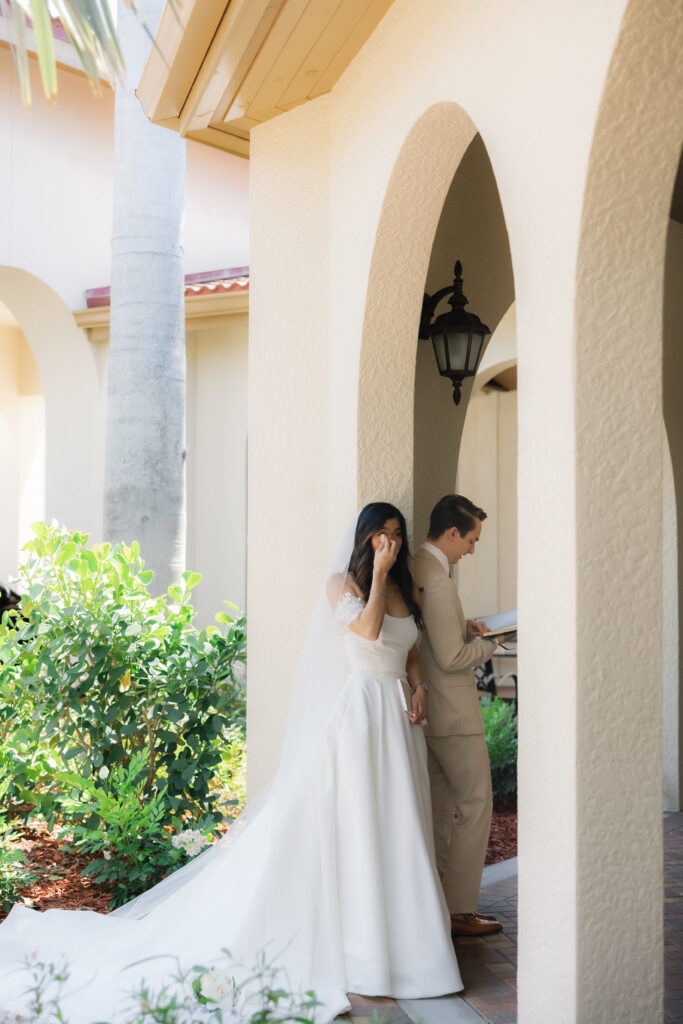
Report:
413,546,497,738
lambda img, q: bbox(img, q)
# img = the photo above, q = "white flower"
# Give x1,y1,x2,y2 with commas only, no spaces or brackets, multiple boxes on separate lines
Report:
98,765,110,779
200,968,235,1004
171,828,210,858
103,850,112,861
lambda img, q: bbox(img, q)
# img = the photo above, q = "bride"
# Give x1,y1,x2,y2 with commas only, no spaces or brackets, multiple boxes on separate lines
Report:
0,502,462,1022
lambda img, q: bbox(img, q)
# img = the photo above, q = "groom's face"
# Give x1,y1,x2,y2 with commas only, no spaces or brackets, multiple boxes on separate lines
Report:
448,519,482,564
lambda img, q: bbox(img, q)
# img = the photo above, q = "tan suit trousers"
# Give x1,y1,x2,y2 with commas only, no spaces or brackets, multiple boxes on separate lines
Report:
427,732,493,915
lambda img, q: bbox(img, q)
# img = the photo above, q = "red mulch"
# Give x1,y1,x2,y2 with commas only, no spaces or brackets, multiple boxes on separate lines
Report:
2,806,517,920
486,809,518,864
1,815,113,922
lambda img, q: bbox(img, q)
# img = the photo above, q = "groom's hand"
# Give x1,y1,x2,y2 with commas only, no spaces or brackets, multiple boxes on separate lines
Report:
466,619,487,641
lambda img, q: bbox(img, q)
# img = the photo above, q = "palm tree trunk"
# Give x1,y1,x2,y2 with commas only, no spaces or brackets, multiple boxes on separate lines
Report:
104,0,186,591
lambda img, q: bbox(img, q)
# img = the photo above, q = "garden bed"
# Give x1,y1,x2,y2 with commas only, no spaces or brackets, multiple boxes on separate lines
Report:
2,806,517,921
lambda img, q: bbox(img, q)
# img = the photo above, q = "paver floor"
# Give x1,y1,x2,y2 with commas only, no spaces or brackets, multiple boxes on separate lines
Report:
336,860,517,1024
664,814,683,1021
338,813,683,1024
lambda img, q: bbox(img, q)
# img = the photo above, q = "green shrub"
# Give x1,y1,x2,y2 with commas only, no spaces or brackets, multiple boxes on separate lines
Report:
57,750,215,908
0,522,246,833
481,695,517,801
0,814,38,914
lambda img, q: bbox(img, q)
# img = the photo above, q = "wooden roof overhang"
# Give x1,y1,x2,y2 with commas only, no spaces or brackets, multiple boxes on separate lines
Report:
137,0,395,158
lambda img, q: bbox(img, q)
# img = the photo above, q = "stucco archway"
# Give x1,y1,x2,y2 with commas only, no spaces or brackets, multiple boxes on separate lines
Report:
0,267,103,542
356,102,480,523
516,1,683,1019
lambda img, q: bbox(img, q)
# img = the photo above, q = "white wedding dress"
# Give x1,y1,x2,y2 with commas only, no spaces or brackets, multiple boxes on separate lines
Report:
0,597,461,1022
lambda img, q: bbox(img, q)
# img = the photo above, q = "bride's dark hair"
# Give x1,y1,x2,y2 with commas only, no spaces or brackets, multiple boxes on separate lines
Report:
348,502,422,626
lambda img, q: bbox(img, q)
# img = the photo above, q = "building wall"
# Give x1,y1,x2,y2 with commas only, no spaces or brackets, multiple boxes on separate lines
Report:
0,48,249,311
0,48,250,617
186,317,249,621
247,0,683,1019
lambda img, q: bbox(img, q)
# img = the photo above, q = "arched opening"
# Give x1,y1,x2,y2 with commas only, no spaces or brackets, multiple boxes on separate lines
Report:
0,268,103,561
356,102,480,525
413,130,514,574
357,106,519,1009
0,300,45,583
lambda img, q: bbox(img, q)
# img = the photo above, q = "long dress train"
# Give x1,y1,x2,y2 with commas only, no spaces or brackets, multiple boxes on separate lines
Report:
0,604,462,1022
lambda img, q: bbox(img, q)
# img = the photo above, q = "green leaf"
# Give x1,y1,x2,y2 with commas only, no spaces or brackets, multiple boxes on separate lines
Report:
82,550,98,572
29,0,58,98
183,571,202,590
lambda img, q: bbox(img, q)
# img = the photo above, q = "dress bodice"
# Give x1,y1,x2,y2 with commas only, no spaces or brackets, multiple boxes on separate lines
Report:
338,595,418,677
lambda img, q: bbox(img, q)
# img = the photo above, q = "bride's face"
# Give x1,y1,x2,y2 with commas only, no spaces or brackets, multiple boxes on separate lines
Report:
370,517,403,555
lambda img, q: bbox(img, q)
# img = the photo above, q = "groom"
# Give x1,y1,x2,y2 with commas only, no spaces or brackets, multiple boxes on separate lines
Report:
414,494,502,937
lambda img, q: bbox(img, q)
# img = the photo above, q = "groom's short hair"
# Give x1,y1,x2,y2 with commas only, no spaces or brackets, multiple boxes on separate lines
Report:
428,494,487,540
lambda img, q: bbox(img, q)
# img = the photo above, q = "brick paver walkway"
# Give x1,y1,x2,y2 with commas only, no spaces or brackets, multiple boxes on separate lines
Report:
664,814,683,1021
339,814,683,1024
455,865,517,1023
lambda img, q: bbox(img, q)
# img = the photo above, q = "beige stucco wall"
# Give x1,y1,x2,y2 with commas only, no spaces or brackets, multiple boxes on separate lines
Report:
663,219,683,810
0,48,250,617
457,387,517,618
248,96,332,793
247,0,683,1018
186,317,249,621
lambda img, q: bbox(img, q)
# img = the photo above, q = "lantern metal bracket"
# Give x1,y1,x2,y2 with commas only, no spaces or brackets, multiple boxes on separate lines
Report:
418,284,455,340
418,260,490,405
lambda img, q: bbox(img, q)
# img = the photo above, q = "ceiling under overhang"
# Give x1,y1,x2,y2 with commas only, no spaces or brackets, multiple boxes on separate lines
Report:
138,0,395,158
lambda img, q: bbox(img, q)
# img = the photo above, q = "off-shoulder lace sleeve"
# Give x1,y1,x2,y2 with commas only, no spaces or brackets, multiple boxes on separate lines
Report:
334,591,366,631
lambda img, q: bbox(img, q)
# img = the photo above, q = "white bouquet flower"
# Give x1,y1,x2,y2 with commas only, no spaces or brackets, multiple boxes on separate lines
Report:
200,966,236,1003
171,828,210,858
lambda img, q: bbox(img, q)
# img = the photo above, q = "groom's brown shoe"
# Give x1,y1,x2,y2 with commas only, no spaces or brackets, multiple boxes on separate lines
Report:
450,912,503,937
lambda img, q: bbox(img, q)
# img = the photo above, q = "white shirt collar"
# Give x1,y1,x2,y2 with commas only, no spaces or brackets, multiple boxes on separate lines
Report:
421,541,450,575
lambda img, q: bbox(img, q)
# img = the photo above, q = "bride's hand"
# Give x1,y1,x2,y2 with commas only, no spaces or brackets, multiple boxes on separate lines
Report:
409,685,427,725
374,533,398,574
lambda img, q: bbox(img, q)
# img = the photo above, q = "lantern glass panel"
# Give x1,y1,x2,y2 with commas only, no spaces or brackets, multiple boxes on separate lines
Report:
431,331,448,373
467,333,484,371
445,330,470,370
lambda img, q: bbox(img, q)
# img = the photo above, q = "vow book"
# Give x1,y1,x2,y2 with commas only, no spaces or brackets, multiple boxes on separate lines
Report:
476,609,517,640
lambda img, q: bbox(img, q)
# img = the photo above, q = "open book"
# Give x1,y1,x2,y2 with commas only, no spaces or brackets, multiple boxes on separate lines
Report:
475,609,517,641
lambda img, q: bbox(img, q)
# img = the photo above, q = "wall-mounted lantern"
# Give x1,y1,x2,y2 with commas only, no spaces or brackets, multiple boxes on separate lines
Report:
418,261,490,405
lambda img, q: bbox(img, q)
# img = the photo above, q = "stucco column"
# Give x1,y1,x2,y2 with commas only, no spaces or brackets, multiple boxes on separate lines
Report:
519,2,682,1017
248,97,332,795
